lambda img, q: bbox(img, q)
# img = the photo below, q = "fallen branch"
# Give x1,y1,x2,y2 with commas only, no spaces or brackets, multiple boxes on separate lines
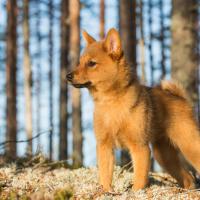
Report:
0,128,52,149
117,160,132,176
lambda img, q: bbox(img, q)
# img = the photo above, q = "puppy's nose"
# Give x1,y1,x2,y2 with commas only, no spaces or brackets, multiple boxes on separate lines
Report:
66,73,73,81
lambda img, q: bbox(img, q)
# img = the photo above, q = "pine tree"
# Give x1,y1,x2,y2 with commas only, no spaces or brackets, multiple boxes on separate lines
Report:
139,0,146,84
99,0,105,39
6,0,18,159
23,0,33,154
171,0,198,108
119,0,137,166
59,0,70,160
70,0,83,168
48,0,54,160
119,0,137,76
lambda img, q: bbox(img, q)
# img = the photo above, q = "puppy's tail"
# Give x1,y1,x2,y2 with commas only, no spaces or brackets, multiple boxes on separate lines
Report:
161,80,188,100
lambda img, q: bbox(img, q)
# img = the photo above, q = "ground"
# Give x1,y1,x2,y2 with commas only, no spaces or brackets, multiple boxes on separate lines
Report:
0,155,200,200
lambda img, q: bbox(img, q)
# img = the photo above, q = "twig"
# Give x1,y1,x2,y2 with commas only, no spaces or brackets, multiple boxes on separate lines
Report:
74,185,122,200
33,159,70,170
118,160,132,176
26,153,45,166
127,165,133,172
0,128,52,149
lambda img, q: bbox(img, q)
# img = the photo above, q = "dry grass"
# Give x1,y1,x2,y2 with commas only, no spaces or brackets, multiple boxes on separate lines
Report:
0,155,200,199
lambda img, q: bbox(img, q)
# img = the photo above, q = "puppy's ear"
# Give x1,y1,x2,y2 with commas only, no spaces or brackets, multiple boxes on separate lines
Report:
82,30,96,45
103,28,122,59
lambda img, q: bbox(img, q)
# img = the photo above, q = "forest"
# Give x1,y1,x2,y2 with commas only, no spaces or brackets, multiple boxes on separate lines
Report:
0,0,200,199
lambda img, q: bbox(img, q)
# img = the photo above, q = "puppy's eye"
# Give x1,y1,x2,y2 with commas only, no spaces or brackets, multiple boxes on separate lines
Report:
87,61,97,67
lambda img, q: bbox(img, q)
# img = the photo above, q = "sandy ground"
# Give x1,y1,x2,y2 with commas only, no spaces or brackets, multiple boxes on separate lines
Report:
0,157,200,199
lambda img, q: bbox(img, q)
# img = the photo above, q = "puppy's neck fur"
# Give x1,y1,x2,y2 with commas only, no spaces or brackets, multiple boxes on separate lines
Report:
89,55,140,103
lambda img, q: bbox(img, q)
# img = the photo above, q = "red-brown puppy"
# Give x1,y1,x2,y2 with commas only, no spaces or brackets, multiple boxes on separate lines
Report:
67,28,200,191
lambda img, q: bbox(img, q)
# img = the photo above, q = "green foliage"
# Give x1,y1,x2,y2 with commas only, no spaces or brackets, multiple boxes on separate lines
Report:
0,191,30,200
54,188,74,200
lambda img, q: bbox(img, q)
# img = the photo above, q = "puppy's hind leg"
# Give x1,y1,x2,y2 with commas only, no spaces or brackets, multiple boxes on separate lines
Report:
153,137,195,189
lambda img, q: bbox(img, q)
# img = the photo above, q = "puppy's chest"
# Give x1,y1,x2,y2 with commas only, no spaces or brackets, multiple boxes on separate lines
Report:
101,105,128,129
96,103,130,146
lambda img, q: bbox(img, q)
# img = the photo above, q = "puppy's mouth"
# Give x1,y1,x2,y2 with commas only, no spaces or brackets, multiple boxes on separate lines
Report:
72,81,92,88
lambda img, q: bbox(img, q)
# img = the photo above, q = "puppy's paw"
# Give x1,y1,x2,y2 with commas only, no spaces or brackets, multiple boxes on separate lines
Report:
182,172,196,189
92,185,116,198
101,185,114,193
132,182,147,191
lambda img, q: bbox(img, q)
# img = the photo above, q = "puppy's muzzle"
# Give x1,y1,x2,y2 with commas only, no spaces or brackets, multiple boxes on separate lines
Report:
66,72,92,88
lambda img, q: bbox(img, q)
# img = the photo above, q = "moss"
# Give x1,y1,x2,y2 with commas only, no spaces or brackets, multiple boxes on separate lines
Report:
0,191,18,200
54,188,74,200
19,194,30,200
0,190,32,200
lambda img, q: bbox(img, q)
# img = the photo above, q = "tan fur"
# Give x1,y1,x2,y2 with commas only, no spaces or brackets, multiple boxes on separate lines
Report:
161,80,189,100
67,28,200,192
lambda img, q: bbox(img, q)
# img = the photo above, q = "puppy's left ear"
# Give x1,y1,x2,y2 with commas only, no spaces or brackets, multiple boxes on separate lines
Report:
103,28,122,59
82,30,96,45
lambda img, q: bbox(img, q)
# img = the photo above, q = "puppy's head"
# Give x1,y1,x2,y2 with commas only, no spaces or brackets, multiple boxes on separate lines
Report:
66,28,123,89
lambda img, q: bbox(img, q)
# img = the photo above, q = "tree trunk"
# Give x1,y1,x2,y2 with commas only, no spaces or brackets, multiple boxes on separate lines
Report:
99,0,105,39
159,0,166,79
148,0,154,85
119,0,137,76
139,0,146,84
48,0,54,160
6,0,18,159
171,0,198,108
23,0,33,155
119,0,137,166
70,0,83,168
59,0,69,160
36,2,41,148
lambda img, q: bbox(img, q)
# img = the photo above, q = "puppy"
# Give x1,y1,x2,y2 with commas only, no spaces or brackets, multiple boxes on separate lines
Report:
67,28,200,191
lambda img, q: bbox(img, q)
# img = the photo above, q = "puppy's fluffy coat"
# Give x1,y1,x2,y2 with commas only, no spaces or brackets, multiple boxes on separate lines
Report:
67,28,200,191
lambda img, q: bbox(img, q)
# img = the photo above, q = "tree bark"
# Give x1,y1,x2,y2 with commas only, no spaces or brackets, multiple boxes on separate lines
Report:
59,0,69,160
159,0,166,79
48,0,54,160
119,0,137,76
70,0,83,168
6,0,18,159
99,0,105,39
171,0,198,108
139,0,146,84
23,0,33,155
119,0,137,166
148,0,154,85
36,2,41,148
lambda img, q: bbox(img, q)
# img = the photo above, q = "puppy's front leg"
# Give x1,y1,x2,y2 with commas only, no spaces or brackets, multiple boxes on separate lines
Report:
97,142,114,192
129,144,151,191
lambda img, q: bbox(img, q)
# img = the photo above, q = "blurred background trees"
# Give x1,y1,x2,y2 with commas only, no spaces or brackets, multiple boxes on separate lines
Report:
0,0,199,170
171,0,199,109
5,0,17,159
119,0,137,167
23,0,33,154
70,0,83,168
59,0,69,160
